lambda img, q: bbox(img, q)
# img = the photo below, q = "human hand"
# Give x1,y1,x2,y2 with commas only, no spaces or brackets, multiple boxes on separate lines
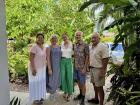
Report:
48,69,52,76
86,66,90,72
32,68,37,76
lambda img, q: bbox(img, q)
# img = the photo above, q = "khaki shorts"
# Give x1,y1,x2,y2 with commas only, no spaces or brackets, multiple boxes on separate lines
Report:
90,68,105,87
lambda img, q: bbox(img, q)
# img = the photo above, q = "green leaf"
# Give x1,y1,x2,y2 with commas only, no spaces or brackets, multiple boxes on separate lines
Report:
79,0,99,12
10,97,15,105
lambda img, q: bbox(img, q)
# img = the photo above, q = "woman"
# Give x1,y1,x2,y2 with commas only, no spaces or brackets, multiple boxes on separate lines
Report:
46,35,61,100
60,33,74,101
28,33,51,105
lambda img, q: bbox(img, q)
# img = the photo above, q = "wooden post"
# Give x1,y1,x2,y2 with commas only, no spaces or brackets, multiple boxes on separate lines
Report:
0,0,10,104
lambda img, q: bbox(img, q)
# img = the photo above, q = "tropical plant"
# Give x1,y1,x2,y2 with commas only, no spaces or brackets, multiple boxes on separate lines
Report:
10,97,21,105
79,0,140,104
107,64,140,105
44,0,93,42
6,0,93,81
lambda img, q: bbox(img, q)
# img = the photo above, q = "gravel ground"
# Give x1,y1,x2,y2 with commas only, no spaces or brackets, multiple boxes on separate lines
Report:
10,73,114,105
10,82,28,92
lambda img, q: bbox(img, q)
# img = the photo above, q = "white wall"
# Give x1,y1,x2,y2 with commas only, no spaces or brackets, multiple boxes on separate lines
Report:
0,0,10,105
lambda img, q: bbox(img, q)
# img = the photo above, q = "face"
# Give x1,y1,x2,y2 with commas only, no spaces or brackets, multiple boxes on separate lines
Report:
92,34,100,45
36,35,44,44
63,34,68,42
51,36,58,45
75,32,82,42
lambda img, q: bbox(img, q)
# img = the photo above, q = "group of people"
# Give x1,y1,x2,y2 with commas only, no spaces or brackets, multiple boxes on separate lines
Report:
28,31,109,105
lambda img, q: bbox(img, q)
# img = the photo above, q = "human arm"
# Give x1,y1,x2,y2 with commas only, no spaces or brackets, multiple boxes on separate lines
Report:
99,44,109,79
29,52,36,76
46,47,52,76
81,44,89,74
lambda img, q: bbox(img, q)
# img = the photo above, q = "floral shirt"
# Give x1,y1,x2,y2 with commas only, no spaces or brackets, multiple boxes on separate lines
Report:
74,40,89,70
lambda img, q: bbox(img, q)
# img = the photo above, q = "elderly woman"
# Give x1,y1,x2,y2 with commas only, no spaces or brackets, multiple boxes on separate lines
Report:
46,35,61,100
28,33,51,105
60,33,74,101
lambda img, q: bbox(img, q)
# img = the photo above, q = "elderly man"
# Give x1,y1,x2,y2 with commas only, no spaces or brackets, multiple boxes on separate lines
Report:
88,33,109,105
73,31,89,105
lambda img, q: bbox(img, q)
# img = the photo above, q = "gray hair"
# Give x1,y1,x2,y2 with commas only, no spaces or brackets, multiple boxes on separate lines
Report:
75,31,83,36
50,34,58,39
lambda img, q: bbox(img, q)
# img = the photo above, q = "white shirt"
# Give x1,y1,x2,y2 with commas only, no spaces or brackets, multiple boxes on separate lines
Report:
89,42,109,68
61,41,73,58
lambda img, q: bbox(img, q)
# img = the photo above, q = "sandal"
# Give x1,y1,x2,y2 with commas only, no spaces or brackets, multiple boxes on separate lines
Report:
33,100,42,105
66,95,72,102
63,93,68,98
40,98,44,103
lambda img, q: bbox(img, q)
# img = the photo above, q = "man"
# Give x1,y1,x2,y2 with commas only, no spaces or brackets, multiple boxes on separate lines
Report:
73,31,89,105
88,33,109,105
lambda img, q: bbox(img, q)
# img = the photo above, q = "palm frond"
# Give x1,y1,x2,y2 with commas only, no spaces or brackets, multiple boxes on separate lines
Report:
10,97,21,105
104,13,140,30
90,3,103,19
79,0,99,12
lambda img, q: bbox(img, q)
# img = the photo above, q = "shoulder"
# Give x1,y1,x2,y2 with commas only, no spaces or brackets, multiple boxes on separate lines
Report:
98,42,106,47
83,42,89,48
46,45,51,51
99,42,109,51
30,44,37,49
29,44,37,53
89,44,92,49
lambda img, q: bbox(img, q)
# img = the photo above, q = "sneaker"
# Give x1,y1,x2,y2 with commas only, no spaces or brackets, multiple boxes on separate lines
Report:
80,100,85,105
88,98,99,104
50,94,55,101
74,94,82,100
